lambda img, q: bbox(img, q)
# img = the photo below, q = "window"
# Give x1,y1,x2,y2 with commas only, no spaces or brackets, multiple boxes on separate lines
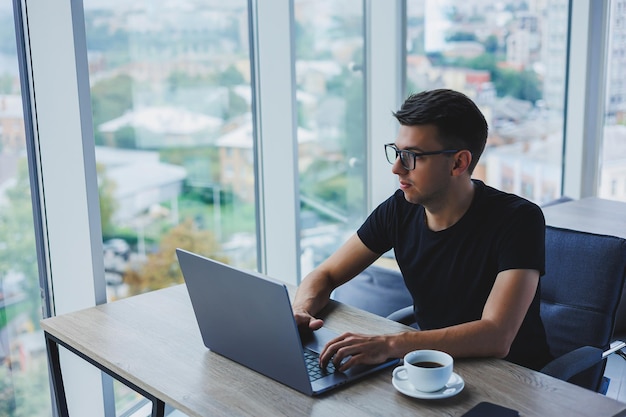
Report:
6,1,618,415
294,0,367,275
83,1,254,414
599,0,626,202
0,2,51,416
406,0,569,205
83,1,256,306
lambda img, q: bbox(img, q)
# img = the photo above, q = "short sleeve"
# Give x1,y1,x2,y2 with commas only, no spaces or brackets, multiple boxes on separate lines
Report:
495,202,546,276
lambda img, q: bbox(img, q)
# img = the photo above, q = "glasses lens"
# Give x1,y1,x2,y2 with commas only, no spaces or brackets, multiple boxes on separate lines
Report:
399,151,413,170
385,145,397,165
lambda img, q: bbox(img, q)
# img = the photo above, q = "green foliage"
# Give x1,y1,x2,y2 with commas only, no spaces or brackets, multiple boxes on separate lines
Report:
0,160,48,416
454,53,543,103
124,218,226,294
300,158,362,216
0,73,15,94
183,184,234,206
83,10,130,67
0,357,51,417
483,35,499,54
96,163,118,237
0,160,40,328
218,65,245,87
113,126,137,149
446,32,477,42
160,146,220,182
167,71,217,91
493,69,542,103
224,88,249,120
91,75,134,144
294,21,316,60
167,64,247,91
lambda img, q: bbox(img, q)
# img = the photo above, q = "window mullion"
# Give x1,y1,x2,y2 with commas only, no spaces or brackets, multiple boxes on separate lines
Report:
250,0,300,283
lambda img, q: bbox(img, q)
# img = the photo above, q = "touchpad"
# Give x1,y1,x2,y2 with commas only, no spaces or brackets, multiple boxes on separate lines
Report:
302,326,338,353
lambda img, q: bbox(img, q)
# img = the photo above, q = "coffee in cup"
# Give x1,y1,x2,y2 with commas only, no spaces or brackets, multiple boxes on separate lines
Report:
392,349,453,392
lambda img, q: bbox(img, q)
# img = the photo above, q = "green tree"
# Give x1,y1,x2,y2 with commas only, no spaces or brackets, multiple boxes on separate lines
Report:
91,75,134,145
446,32,477,42
167,71,216,91
97,163,118,237
124,218,226,294
493,69,542,103
113,125,137,149
456,53,543,102
483,35,499,54
218,65,245,87
84,10,130,68
0,73,14,94
0,358,51,417
224,88,249,120
294,21,313,59
0,159,39,327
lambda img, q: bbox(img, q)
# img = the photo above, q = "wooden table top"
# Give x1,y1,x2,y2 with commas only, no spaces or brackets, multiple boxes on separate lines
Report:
41,284,626,417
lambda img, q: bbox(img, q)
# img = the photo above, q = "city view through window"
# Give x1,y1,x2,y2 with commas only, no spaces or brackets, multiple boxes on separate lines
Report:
84,1,256,305
600,0,626,201
1,1,625,416
0,2,52,416
406,0,569,204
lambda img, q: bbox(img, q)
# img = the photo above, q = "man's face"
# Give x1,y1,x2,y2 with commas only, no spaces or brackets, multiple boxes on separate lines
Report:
391,124,456,206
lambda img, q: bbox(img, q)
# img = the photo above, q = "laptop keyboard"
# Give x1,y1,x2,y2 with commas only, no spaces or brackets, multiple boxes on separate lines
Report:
304,348,336,382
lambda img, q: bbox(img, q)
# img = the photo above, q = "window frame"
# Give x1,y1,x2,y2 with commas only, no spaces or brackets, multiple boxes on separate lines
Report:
19,0,111,415
563,0,610,199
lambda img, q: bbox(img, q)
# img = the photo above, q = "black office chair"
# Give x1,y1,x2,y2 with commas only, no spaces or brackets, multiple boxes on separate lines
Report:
331,264,413,318
335,226,626,393
537,226,626,392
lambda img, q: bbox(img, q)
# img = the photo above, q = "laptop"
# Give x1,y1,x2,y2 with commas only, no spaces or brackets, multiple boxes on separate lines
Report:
176,248,400,396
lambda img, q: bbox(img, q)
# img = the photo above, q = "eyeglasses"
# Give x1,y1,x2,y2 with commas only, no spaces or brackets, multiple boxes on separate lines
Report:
384,144,459,170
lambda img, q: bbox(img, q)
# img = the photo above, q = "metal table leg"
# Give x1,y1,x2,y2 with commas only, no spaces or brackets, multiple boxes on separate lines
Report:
44,331,166,417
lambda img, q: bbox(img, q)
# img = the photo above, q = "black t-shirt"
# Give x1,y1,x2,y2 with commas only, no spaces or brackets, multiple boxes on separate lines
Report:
357,180,552,370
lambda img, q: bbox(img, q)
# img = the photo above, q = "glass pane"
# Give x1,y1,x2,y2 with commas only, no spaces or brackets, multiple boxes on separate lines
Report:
83,1,253,414
599,0,626,202
407,0,568,205
294,1,366,275
0,2,52,416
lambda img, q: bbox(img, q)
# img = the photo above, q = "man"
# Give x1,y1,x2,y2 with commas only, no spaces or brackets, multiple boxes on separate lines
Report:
293,89,552,373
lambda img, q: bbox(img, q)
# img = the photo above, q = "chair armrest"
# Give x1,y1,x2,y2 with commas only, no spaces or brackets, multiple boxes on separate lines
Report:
386,306,415,326
541,346,603,382
603,340,626,359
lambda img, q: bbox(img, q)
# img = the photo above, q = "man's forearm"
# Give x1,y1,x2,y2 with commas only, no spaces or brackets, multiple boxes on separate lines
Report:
292,270,335,317
388,319,514,360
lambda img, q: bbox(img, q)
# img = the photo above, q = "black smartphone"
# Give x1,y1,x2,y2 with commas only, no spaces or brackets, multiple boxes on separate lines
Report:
461,401,519,417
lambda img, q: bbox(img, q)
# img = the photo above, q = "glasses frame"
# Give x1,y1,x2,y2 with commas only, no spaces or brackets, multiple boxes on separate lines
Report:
384,143,459,170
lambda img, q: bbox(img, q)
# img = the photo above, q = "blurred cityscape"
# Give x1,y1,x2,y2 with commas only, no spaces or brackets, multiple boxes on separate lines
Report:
0,1,625,414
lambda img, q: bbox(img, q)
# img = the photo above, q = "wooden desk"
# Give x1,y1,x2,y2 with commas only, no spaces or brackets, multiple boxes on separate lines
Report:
543,197,626,239
42,284,626,417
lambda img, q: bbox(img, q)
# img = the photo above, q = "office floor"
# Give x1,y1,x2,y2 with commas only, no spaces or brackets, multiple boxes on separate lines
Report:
605,354,626,402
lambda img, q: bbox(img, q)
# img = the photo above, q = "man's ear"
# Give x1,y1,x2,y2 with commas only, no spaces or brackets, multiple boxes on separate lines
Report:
451,150,472,176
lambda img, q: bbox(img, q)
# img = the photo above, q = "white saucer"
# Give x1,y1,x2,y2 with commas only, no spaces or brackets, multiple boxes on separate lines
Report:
392,371,465,399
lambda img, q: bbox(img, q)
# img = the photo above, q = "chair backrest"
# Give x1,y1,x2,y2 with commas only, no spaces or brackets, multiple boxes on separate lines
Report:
540,226,626,391
332,264,412,318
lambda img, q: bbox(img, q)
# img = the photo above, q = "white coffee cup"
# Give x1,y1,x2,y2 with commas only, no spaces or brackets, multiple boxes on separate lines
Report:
392,349,453,392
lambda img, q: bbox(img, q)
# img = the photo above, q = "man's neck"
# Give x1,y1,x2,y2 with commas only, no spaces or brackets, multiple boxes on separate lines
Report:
424,180,476,232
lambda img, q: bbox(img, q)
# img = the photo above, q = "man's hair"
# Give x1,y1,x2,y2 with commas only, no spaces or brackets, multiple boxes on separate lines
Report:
392,89,488,173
